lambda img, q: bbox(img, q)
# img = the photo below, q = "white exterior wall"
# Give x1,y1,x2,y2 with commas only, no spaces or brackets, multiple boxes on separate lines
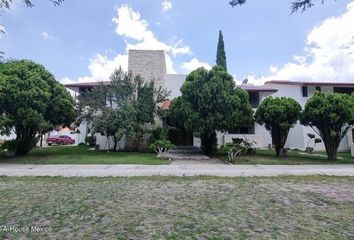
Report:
165,74,187,99
96,134,125,151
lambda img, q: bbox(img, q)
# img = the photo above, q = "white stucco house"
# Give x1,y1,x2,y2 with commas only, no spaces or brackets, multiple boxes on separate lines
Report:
65,49,354,152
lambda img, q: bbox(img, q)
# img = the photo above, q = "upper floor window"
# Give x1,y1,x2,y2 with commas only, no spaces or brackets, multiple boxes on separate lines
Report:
302,86,308,97
249,92,260,108
334,87,354,95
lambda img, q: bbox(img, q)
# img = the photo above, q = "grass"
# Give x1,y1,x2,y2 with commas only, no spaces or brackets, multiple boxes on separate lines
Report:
0,176,353,239
0,145,169,165
215,148,354,165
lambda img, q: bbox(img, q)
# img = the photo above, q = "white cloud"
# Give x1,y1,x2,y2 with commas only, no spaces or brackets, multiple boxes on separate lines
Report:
113,5,191,56
252,1,354,85
61,54,128,84
269,65,278,74
42,31,58,41
0,23,5,34
62,4,191,83
161,0,172,13
181,58,212,73
112,5,153,41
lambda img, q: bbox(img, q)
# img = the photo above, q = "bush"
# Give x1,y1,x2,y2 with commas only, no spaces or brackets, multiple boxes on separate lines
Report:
220,138,256,163
149,140,176,159
149,127,168,144
220,143,243,163
232,138,256,155
85,135,96,147
0,140,18,157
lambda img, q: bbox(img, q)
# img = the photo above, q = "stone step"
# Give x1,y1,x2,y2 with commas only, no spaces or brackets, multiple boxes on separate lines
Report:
169,146,202,154
168,150,202,154
163,153,210,161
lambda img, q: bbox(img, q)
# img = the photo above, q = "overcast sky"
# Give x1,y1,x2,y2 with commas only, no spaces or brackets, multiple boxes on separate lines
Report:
1,0,354,84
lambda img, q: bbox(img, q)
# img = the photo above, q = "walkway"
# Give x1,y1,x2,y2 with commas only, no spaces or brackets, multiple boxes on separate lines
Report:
1,164,354,177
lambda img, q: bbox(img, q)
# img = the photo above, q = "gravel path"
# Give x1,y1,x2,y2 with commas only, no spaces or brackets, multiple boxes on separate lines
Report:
1,164,354,177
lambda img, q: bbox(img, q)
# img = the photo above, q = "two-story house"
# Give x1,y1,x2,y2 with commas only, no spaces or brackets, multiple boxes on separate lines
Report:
66,50,354,151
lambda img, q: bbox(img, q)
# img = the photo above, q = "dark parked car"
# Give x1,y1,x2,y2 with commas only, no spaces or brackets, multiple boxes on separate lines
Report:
46,135,75,146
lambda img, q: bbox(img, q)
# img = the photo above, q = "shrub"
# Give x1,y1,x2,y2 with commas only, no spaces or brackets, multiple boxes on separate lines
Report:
149,140,176,159
149,127,168,144
0,140,18,157
220,143,243,163
232,138,256,155
85,135,96,147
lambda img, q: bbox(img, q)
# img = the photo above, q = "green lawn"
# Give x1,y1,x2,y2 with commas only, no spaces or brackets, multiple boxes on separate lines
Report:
0,176,353,239
0,145,168,165
215,149,354,165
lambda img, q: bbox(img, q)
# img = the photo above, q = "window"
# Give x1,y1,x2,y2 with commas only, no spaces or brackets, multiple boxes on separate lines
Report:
352,129,354,143
315,86,321,92
228,123,255,135
79,87,91,95
334,87,354,95
302,86,308,97
248,92,260,108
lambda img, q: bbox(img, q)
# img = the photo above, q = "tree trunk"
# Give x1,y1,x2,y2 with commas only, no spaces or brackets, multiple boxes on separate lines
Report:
271,126,289,158
15,128,37,156
201,131,217,156
323,135,339,161
40,133,43,147
113,136,118,152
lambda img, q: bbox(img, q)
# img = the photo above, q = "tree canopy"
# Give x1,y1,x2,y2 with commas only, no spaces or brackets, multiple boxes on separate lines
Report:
78,68,169,151
301,92,354,161
216,30,227,71
229,0,331,13
255,96,302,157
0,60,75,155
172,66,253,155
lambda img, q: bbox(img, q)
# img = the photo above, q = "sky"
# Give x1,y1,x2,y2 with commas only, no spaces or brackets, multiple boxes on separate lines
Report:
1,0,354,85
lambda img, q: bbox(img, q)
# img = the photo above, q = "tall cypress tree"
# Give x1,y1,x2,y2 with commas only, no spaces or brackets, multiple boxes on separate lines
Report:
216,30,227,71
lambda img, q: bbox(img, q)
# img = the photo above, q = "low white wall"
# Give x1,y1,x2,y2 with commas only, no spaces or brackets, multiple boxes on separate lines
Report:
96,134,125,151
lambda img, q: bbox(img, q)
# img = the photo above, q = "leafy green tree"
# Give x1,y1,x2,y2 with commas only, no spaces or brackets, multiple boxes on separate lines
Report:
174,66,253,155
301,92,354,161
78,68,139,151
79,68,169,151
255,96,302,157
216,30,227,71
0,60,75,155
229,0,333,13
129,80,169,151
